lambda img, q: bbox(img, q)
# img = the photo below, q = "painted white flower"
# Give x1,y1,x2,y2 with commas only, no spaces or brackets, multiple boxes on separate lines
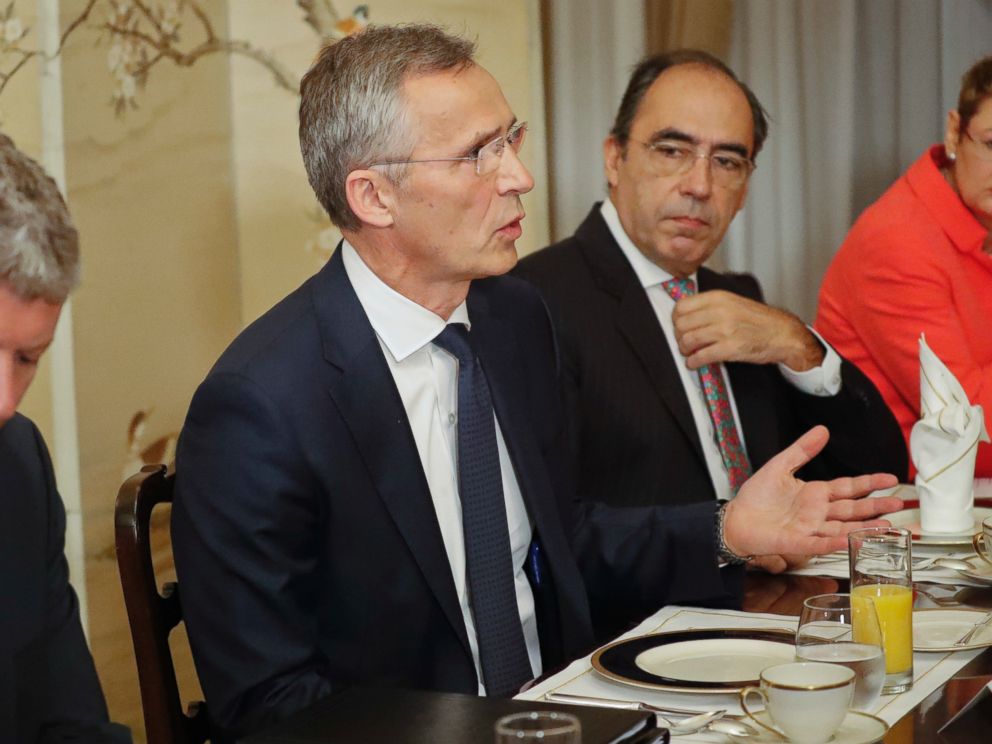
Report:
120,74,136,99
107,42,124,73
108,0,132,26
3,17,24,46
160,0,181,36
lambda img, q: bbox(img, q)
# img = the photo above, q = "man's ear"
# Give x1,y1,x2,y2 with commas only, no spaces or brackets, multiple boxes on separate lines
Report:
345,169,395,228
603,135,623,189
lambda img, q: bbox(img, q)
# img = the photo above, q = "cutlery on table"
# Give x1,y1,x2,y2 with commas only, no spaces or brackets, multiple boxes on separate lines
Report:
543,692,757,736
954,611,992,646
913,555,974,571
807,553,973,572
914,585,966,607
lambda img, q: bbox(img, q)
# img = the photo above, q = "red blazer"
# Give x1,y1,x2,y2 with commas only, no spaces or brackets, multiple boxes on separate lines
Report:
816,145,992,478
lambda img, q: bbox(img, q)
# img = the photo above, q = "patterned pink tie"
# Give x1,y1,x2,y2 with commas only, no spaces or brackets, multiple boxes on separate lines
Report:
662,278,753,493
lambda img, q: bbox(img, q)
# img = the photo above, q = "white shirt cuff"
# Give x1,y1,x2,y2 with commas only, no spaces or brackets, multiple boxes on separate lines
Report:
776,326,842,397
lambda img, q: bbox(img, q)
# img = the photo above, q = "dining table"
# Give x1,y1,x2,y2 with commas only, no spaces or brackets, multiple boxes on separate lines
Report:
244,565,992,743
516,568,992,743
743,570,992,742
244,494,992,744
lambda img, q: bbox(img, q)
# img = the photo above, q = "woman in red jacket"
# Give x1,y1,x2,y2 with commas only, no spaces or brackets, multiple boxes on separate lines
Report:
816,55,992,478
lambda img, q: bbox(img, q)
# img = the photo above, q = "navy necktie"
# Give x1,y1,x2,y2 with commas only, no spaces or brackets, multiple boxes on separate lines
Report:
433,323,532,698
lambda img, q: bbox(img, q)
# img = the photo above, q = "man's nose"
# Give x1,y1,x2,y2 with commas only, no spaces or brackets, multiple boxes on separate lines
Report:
496,145,534,196
678,154,714,200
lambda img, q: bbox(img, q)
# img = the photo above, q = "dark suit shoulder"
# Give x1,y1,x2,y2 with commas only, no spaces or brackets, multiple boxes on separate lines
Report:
474,271,551,318
0,411,43,452
698,266,763,301
516,232,595,294
471,273,558,361
0,413,51,510
210,275,319,379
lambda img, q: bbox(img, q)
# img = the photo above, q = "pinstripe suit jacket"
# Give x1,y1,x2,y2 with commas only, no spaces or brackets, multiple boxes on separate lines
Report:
516,206,908,509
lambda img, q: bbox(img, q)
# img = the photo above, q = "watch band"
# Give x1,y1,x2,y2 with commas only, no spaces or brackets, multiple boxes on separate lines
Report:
716,500,753,565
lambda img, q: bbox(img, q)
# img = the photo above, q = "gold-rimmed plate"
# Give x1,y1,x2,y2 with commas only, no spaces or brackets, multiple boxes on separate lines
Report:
729,709,888,743
914,609,992,651
591,628,796,694
885,498,992,547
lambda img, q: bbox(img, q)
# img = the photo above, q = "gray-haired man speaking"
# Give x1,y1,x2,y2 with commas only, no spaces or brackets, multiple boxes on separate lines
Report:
171,25,900,740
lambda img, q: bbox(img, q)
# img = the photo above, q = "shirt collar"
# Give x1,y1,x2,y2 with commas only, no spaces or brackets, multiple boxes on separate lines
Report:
341,240,470,362
907,145,989,256
600,198,697,289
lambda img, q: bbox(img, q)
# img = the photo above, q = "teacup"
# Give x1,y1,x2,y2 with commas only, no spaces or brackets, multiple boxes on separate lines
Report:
973,516,992,566
739,661,854,743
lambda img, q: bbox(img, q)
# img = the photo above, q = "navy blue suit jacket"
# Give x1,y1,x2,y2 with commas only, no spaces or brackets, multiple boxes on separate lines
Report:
0,414,130,743
172,248,738,739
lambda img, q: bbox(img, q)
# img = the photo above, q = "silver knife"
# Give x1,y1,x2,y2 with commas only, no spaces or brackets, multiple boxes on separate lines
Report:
955,611,992,646
545,691,720,717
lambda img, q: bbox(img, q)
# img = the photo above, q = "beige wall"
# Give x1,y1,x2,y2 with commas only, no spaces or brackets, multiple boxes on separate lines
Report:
59,0,242,735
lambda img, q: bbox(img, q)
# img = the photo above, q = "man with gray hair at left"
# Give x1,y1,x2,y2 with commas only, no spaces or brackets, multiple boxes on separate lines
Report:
0,133,130,742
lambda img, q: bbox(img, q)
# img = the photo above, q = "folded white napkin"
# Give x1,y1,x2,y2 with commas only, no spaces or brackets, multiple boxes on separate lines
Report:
911,335,990,533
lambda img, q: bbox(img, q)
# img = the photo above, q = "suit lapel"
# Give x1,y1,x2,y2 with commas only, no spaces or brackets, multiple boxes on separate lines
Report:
576,209,708,468
311,249,470,656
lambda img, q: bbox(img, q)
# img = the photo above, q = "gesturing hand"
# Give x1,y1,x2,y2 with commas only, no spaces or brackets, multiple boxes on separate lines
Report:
723,426,902,558
671,289,824,371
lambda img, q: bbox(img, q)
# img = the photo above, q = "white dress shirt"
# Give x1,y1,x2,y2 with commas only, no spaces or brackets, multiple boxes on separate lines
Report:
342,241,541,694
600,200,842,501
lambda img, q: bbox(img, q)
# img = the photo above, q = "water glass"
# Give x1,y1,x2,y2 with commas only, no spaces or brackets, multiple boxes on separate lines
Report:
495,711,581,743
796,593,885,710
848,527,914,694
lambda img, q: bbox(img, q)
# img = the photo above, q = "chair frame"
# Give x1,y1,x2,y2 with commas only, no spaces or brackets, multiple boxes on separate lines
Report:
115,464,210,744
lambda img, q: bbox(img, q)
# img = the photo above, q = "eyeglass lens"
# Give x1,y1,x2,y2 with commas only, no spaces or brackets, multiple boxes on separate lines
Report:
477,123,527,175
645,141,750,187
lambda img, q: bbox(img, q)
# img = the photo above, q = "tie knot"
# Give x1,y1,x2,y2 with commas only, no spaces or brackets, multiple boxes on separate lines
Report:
661,277,697,301
433,323,475,365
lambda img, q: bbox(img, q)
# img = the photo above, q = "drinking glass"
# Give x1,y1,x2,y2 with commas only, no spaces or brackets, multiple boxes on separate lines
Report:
795,593,885,710
848,527,914,694
495,711,581,743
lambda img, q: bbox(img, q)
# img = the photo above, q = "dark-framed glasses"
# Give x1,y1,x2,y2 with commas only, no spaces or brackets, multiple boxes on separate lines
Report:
963,130,992,162
369,121,528,176
634,138,754,188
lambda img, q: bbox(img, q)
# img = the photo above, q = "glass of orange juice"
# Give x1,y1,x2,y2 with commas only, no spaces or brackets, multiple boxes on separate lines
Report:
848,527,913,694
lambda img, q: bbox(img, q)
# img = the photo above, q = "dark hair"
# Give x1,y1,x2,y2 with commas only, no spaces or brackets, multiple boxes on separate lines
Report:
299,24,476,231
610,49,769,160
958,55,992,134
0,133,79,302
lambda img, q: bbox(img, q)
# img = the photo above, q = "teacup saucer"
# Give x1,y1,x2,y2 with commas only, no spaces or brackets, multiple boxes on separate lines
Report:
729,709,888,743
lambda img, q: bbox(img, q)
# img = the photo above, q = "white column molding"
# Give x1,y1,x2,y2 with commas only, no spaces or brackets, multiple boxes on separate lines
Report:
38,0,89,636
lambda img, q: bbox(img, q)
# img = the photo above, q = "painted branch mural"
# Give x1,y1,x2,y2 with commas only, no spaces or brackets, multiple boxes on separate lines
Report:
1,0,369,472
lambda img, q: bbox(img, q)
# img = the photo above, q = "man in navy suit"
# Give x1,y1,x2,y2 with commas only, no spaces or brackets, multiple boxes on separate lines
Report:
171,25,901,740
0,134,129,742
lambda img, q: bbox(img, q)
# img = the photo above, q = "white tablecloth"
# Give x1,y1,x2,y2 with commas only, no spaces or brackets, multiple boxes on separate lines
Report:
517,605,984,742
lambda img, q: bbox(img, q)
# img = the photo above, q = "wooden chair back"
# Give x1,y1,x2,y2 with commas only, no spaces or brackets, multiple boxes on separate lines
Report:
115,464,210,744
